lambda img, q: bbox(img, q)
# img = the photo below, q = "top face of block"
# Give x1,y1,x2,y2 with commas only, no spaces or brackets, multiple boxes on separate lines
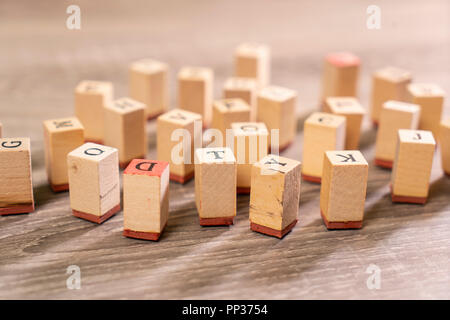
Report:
158,108,202,126
255,154,301,175
374,67,412,83
305,112,346,128
43,117,84,133
224,77,257,91
178,67,213,81
124,159,169,177
325,52,360,67
383,100,420,114
214,98,250,113
398,129,436,145
231,122,268,137
407,83,445,98
235,43,270,58
325,150,368,166
258,85,297,102
75,80,113,95
0,137,30,153
106,97,146,115
68,142,118,162
195,147,236,164
326,97,366,114
130,58,168,74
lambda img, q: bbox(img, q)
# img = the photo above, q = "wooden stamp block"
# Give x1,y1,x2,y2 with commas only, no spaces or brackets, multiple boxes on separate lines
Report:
320,151,368,229
194,147,236,226
43,117,84,192
391,130,436,204
321,52,360,102
67,143,120,224
441,118,450,176
231,122,268,193
211,98,251,139
223,77,258,121
123,159,170,241
178,67,213,128
157,109,202,184
374,101,420,168
104,97,147,169
370,67,412,124
257,85,297,150
249,155,301,238
234,43,270,88
0,122,2,138
129,58,169,120
407,83,445,139
74,80,113,144
324,97,366,149
0,138,34,215
302,112,346,183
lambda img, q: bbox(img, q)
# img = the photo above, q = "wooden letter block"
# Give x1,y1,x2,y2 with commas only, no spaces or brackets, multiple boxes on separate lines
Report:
320,150,368,229
407,83,445,139
234,43,270,88
194,147,236,226
123,159,169,241
129,58,168,120
0,122,2,138
441,118,450,176
74,80,113,144
211,98,250,139
178,67,213,128
104,97,147,169
321,52,360,102
370,67,412,124
223,77,258,121
249,155,301,238
67,143,120,224
157,109,202,184
43,117,85,192
324,97,366,149
374,101,420,168
391,130,436,204
257,85,297,150
231,122,268,193
302,112,346,183
0,138,34,215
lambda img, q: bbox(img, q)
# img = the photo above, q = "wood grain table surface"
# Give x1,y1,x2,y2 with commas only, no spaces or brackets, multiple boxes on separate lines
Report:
0,0,449,299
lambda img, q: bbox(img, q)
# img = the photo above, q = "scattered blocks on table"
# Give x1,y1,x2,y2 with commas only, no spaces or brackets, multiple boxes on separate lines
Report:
257,85,297,151
234,43,270,88
249,155,301,238
43,117,85,192
374,100,420,168
194,147,236,226
123,159,170,241
178,66,213,128
324,97,366,149
157,108,202,184
441,118,450,176
391,130,436,204
0,137,34,215
211,98,250,139
370,67,412,125
320,150,368,229
223,77,258,121
74,80,113,144
67,143,120,223
129,58,169,120
231,122,268,193
104,97,147,169
302,112,346,183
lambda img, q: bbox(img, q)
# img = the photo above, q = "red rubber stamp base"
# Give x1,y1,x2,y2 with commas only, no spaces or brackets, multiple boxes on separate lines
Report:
147,111,164,121
302,173,321,184
0,203,35,216
374,158,393,169
50,182,69,193
250,220,297,239
72,204,120,224
170,171,195,184
199,216,234,226
237,187,250,194
321,210,363,229
123,229,162,241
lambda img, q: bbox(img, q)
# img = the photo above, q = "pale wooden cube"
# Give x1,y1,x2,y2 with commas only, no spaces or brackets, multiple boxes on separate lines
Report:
234,43,270,88
43,117,84,192
74,80,113,143
0,137,34,215
0,122,2,138
104,97,147,169
374,100,420,168
302,112,346,183
440,118,450,176
123,159,169,241
250,155,301,238
194,147,236,226
129,58,169,119
320,150,368,229
157,108,202,184
391,129,436,204
211,98,251,139
67,143,120,224
223,77,258,120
